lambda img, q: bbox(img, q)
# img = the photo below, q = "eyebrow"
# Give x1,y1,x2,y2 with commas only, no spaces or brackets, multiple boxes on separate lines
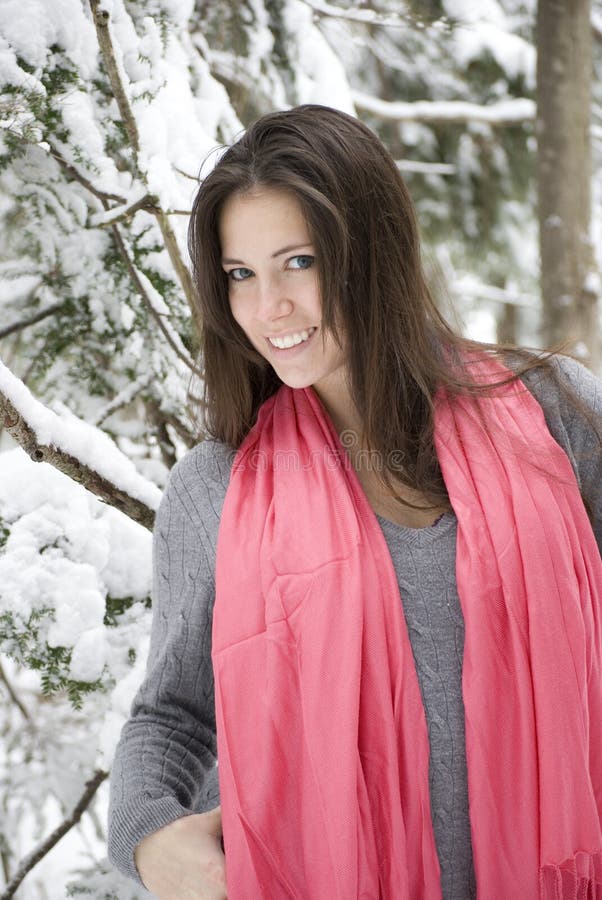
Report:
222,243,314,265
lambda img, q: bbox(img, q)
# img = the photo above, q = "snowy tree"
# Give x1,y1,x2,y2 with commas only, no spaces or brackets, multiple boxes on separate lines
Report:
537,0,600,369
0,0,600,896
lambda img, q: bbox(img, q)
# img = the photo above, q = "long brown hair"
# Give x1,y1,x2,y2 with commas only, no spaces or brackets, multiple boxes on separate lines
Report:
187,104,573,509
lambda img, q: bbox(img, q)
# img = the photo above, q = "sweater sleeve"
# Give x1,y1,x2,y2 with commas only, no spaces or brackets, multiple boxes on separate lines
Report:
107,442,230,884
520,355,602,553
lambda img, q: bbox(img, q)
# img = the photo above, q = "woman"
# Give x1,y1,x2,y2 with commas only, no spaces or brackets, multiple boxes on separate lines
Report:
108,105,602,899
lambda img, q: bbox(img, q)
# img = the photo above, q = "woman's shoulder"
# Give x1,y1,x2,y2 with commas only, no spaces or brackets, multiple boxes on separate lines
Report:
157,438,236,529
515,353,601,423
169,438,237,491
511,352,600,444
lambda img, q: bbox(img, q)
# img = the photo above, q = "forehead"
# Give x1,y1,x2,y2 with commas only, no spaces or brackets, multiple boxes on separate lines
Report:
218,187,310,250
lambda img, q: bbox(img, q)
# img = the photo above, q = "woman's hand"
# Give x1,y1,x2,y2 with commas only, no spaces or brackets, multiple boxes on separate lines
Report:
134,806,227,899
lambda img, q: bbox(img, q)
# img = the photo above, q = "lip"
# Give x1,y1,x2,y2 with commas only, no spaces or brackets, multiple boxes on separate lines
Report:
264,327,318,357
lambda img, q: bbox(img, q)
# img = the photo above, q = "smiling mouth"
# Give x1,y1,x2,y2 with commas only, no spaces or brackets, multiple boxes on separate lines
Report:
266,326,317,350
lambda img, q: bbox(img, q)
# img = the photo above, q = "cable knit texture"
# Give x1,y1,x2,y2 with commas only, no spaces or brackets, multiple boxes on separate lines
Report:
108,357,601,897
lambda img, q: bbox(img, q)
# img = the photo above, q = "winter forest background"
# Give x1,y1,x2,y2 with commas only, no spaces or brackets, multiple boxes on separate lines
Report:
0,0,601,896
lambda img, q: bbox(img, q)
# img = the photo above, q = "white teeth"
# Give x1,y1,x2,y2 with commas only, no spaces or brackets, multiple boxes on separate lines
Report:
268,326,316,349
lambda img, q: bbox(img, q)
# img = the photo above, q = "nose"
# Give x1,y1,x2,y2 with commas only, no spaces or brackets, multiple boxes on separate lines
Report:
255,275,293,321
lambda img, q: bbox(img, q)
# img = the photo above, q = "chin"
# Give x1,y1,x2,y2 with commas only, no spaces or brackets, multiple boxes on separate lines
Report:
273,371,317,391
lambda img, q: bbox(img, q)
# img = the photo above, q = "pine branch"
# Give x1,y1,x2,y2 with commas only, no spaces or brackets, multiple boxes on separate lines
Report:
353,91,536,125
0,376,156,530
0,301,61,340
0,770,107,900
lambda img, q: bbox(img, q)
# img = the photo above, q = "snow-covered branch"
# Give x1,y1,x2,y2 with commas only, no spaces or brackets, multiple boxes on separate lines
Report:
0,360,159,529
353,91,535,126
49,144,126,205
396,159,456,175
110,225,201,377
89,192,158,228
302,0,444,31
452,275,539,308
91,372,154,426
0,769,107,900
88,0,139,153
88,0,196,311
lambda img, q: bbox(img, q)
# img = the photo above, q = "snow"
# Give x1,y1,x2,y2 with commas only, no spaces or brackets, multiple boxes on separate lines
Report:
0,447,152,629
584,270,601,294
0,444,153,812
443,0,536,86
353,91,535,123
284,0,356,113
0,0,98,77
0,360,162,510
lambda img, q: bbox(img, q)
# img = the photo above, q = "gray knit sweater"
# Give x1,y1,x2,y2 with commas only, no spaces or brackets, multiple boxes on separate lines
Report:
108,357,601,898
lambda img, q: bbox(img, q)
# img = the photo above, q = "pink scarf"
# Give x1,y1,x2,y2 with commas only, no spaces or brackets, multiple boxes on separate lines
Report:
213,357,602,898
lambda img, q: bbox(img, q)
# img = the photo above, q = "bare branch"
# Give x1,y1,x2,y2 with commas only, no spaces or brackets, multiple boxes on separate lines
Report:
174,165,201,182
0,388,155,530
145,397,178,470
88,0,140,152
153,211,196,311
0,660,31,722
353,91,536,126
0,770,107,900
0,301,61,340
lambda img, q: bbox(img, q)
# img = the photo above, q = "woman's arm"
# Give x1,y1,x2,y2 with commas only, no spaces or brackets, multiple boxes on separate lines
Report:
521,355,602,552
108,445,225,885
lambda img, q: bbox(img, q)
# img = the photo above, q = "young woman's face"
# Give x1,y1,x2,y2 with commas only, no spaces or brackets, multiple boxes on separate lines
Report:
219,186,347,402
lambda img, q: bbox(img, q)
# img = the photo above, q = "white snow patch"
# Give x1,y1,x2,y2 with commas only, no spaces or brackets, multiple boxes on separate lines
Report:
0,360,162,509
0,0,98,76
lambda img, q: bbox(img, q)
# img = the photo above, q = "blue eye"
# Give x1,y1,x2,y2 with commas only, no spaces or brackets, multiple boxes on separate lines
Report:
288,255,314,270
227,267,253,282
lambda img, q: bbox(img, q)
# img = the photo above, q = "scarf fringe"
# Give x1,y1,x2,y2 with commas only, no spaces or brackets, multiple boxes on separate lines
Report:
540,851,602,899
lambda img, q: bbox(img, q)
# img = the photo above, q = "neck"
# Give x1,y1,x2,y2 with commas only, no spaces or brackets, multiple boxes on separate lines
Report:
311,370,364,444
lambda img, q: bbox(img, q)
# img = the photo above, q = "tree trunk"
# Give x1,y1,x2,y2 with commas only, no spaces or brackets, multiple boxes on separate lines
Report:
536,0,600,369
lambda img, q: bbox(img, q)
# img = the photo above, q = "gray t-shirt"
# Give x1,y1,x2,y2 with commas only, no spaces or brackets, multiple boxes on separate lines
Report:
108,356,601,897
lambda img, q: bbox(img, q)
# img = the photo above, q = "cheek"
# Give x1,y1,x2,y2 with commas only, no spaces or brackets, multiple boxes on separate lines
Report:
229,300,262,347
228,295,245,328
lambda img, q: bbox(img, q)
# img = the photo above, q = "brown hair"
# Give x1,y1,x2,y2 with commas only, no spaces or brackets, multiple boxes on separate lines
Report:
187,104,582,510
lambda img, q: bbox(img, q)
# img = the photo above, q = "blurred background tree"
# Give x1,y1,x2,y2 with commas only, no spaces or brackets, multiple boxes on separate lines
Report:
0,0,600,896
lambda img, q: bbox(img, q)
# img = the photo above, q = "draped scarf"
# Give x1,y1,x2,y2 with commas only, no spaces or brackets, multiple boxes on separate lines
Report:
213,356,602,899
